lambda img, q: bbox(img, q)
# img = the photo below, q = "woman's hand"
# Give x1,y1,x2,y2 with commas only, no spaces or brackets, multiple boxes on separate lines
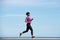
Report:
31,18,33,21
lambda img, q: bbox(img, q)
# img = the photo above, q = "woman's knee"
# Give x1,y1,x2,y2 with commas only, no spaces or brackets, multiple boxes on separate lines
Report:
25,30,29,32
31,29,33,32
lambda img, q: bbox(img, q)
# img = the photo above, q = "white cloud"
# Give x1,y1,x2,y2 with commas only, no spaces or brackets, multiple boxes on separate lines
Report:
1,0,18,4
0,14,25,17
1,0,60,7
19,0,60,7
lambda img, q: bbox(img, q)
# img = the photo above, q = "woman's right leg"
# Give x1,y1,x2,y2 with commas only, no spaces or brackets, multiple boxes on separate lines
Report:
22,26,29,33
20,23,29,36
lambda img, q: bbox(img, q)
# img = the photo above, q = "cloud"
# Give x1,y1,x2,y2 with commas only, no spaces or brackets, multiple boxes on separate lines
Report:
1,0,60,7
0,14,25,17
1,0,18,4
18,0,60,8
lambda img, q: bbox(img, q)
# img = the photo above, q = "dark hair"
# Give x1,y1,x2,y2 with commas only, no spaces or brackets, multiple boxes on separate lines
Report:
26,12,30,15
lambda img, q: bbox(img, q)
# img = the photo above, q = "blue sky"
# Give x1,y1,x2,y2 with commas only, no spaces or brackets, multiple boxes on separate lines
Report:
0,0,60,38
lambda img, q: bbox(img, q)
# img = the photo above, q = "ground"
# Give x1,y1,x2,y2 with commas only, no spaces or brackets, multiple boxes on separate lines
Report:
0,38,60,40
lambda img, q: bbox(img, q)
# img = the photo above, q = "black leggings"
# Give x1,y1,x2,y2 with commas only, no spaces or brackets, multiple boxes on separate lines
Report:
22,23,33,35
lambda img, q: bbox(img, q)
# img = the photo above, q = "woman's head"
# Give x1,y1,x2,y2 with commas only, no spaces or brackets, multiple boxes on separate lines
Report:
26,12,30,16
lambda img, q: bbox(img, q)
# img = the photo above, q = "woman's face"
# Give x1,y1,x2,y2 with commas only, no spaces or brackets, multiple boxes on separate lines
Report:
28,14,30,16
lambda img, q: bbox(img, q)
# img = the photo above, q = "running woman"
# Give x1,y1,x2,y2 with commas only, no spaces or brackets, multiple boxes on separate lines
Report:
20,12,35,38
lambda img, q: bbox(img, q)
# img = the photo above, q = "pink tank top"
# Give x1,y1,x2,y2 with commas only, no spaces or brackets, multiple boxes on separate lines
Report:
26,16,33,23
